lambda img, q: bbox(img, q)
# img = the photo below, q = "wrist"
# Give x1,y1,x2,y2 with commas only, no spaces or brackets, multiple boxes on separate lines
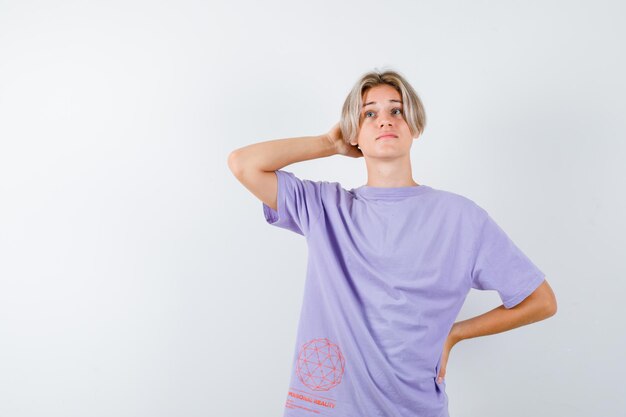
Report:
319,133,339,155
450,322,466,344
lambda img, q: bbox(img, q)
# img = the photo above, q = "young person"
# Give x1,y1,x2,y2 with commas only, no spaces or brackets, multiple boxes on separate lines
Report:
227,69,557,417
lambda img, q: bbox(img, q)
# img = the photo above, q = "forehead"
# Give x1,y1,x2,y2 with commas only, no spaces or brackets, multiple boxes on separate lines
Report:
362,84,401,107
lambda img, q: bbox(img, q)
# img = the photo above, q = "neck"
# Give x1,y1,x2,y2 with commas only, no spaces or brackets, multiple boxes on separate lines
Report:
364,157,418,187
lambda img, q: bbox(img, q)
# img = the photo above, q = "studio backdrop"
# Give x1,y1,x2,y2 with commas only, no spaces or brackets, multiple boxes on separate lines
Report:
0,1,624,416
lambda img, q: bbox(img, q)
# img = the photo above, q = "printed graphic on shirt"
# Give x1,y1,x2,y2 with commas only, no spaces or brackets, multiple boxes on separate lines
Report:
284,338,346,415
296,337,346,391
285,387,338,415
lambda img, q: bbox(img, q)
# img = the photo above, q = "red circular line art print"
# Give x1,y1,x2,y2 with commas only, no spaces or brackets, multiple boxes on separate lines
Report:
296,337,346,391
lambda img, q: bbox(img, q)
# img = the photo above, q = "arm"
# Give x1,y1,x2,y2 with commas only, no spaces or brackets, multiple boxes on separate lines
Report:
451,279,557,343
437,279,556,383
228,134,336,174
227,134,336,211
226,123,361,210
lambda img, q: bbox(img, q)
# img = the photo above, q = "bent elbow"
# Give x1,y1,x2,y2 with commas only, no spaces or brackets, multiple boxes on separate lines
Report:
544,297,557,318
538,279,557,318
549,301,558,317
228,151,243,177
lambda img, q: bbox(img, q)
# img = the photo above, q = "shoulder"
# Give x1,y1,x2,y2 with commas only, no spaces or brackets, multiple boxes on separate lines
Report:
276,169,337,193
426,186,479,208
279,171,349,207
425,186,488,222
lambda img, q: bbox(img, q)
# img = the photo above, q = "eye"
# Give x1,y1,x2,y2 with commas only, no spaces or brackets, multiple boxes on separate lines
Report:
363,108,402,118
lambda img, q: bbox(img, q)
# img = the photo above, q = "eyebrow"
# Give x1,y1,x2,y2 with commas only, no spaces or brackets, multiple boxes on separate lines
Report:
362,99,403,108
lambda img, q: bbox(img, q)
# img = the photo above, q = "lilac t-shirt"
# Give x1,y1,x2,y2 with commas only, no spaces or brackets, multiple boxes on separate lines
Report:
262,169,545,417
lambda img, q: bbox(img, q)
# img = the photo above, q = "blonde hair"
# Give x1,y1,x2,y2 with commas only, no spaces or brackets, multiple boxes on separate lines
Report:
340,68,426,145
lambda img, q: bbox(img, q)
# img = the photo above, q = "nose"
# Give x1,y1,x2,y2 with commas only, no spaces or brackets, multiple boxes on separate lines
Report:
379,118,392,128
378,113,393,127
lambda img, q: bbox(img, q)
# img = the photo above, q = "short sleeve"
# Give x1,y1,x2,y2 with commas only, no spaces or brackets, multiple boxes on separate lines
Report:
470,204,546,309
262,169,324,236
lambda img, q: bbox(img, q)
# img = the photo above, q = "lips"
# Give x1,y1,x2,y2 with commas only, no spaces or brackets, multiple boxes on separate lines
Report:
377,133,398,140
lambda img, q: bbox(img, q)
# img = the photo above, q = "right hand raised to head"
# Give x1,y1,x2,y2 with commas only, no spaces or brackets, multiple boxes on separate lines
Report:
324,122,363,158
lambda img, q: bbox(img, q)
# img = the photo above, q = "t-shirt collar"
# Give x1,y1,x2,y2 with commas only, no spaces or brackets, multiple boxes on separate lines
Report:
351,184,432,200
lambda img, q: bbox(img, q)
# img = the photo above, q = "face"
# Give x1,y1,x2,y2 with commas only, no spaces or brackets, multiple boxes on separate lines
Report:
351,84,417,158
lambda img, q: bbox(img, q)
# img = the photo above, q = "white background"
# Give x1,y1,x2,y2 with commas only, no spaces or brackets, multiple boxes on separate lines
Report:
1,1,624,416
